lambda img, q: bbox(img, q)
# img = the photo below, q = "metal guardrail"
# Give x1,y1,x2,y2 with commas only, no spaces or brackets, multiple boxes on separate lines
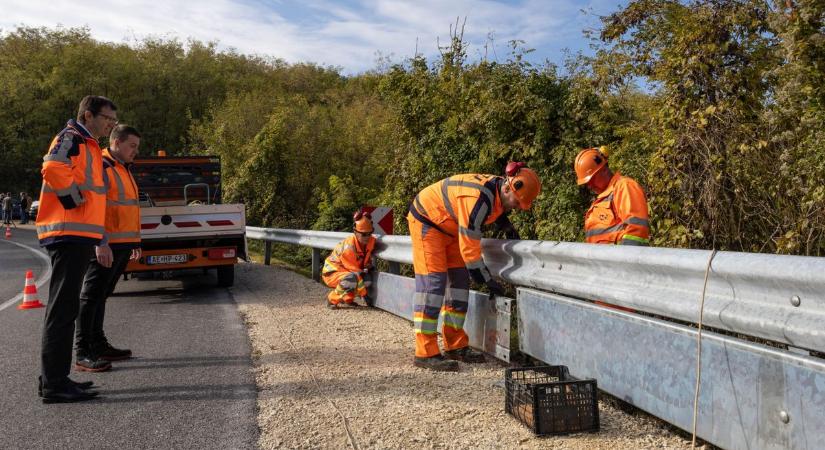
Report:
482,240,825,354
246,226,825,449
517,288,825,450
248,227,825,353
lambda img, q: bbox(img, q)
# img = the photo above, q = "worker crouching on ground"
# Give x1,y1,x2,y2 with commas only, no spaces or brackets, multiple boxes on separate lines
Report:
574,146,650,246
408,162,541,371
322,210,376,308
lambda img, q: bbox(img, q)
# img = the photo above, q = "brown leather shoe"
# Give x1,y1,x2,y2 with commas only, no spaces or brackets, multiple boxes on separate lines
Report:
96,342,132,361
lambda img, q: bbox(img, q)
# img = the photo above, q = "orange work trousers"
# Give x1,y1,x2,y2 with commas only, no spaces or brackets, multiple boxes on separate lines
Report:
322,271,369,305
408,212,471,358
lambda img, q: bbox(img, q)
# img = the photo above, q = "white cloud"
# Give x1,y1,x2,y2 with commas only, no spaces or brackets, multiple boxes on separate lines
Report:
0,0,622,73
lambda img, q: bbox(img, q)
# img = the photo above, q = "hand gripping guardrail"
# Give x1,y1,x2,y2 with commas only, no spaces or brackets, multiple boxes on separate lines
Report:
247,226,825,449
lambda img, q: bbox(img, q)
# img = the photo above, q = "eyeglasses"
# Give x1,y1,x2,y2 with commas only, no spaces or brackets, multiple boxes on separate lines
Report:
357,231,373,237
98,112,118,124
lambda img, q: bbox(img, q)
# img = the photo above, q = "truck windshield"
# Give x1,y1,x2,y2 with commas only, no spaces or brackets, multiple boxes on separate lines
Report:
131,156,221,206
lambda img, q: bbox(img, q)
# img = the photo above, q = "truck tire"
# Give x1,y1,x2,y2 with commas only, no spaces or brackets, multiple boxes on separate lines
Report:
217,265,234,287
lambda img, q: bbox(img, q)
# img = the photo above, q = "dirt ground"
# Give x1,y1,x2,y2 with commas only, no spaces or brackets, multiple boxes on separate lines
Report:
232,261,701,449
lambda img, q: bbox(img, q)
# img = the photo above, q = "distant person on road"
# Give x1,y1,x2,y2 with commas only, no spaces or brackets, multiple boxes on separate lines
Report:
407,162,541,371
36,95,118,403
574,147,650,246
75,125,142,371
19,192,29,224
2,192,12,224
322,210,376,308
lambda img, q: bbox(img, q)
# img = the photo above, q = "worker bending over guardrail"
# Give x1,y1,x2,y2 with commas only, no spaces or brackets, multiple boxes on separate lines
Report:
407,162,541,371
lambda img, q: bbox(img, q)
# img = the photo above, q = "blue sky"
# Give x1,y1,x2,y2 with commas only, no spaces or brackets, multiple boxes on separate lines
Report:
0,0,626,74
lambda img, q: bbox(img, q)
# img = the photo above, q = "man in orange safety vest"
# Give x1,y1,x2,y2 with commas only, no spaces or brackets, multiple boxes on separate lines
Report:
36,95,118,403
407,162,541,371
75,124,143,372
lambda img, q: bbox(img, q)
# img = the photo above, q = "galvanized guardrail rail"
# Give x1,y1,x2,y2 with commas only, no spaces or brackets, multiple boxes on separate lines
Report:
247,226,825,450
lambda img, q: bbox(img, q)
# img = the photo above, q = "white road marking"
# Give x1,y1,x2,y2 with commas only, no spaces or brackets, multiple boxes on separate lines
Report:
0,239,51,312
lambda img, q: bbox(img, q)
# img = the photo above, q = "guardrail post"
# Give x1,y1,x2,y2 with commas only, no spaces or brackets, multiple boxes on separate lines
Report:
388,261,400,275
311,248,321,282
264,241,272,266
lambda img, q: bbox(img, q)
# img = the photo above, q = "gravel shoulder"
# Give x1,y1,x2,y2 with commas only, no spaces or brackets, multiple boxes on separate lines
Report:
233,261,699,449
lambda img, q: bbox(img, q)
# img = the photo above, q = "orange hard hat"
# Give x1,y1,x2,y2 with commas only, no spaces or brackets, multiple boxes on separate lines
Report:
574,147,608,185
505,162,541,209
353,210,374,233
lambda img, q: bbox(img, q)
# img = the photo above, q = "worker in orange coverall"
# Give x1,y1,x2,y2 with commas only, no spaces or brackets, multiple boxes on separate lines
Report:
322,210,376,309
407,162,541,371
574,146,650,246
575,146,650,312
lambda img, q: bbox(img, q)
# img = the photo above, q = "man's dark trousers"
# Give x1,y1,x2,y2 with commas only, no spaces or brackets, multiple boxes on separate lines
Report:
42,243,94,389
76,248,131,353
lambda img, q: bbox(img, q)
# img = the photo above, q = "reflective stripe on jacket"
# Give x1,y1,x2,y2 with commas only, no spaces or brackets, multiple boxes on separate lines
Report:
102,148,141,248
323,235,376,274
36,120,106,246
584,172,650,246
411,174,505,269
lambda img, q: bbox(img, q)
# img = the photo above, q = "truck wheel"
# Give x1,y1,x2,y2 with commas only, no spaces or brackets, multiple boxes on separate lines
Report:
217,265,234,287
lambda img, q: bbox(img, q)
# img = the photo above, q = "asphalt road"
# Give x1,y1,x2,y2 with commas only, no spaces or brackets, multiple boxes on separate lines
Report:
0,227,49,306
0,227,258,449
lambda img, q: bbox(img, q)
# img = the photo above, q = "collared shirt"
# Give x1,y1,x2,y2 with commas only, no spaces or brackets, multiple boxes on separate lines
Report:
74,121,93,138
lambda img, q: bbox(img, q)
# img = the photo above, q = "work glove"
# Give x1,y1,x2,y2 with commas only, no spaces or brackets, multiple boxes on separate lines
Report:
486,278,505,297
503,226,520,240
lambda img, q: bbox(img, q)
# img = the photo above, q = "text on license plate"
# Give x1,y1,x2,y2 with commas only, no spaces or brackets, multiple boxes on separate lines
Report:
147,254,188,265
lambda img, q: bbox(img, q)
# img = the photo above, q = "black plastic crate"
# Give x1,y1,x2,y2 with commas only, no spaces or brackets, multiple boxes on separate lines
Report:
505,365,599,436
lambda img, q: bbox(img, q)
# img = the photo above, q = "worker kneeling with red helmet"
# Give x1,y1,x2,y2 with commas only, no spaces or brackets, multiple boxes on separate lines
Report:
407,162,541,371
322,210,377,308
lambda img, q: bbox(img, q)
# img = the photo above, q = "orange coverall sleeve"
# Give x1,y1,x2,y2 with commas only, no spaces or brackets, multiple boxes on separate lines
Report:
454,194,496,283
613,179,650,246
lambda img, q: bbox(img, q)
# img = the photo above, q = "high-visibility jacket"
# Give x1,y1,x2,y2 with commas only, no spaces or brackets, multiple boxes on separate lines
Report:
101,148,141,249
322,234,376,275
409,174,505,280
584,172,650,246
36,120,106,246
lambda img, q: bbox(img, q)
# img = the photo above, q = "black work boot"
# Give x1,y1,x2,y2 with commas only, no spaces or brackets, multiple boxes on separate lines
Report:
38,376,94,397
41,384,99,404
443,347,486,363
96,341,132,361
75,353,112,372
413,355,460,372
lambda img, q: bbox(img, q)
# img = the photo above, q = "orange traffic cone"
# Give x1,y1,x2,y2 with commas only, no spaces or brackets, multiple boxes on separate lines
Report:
18,270,45,309
4,225,10,239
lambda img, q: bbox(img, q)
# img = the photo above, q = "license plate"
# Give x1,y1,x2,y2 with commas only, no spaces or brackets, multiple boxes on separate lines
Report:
147,254,188,265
